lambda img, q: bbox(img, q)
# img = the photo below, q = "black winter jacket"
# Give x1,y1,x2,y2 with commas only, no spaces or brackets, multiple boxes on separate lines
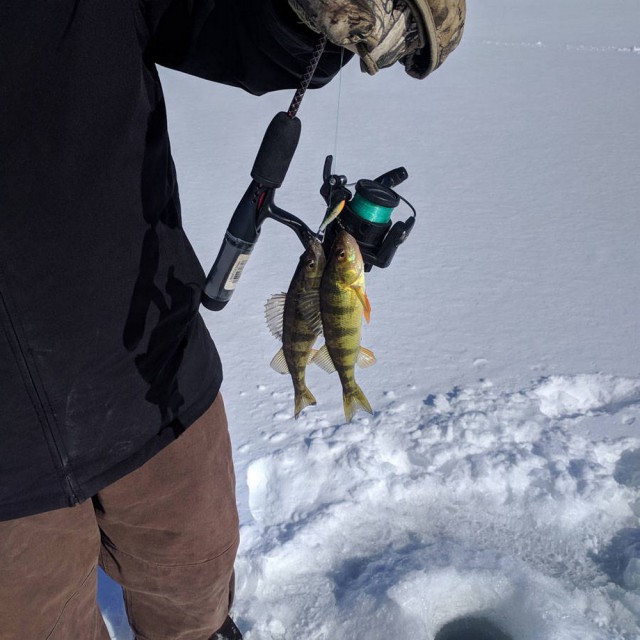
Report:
0,0,347,521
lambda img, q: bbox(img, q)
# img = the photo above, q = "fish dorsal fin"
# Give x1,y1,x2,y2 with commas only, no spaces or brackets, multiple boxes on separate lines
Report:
357,346,376,368
297,291,323,336
265,293,287,340
269,348,289,374
311,344,336,374
351,285,371,324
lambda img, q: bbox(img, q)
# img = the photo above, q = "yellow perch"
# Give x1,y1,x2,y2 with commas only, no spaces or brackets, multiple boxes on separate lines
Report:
313,229,375,422
265,238,326,418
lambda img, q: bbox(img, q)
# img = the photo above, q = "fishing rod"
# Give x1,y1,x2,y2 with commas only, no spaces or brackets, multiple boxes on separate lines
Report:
201,37,416,311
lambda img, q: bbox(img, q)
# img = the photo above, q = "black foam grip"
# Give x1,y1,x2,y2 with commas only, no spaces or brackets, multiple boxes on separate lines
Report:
251,112,301,188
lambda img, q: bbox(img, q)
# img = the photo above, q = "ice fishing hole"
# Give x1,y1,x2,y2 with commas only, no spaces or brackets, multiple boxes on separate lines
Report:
434,616,514,640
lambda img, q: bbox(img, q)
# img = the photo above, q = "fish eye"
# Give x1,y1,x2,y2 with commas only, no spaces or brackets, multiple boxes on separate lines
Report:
307,259,315,268
337,249,346,261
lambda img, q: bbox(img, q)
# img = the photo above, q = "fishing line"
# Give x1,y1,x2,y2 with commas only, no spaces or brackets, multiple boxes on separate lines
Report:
332,47,345,174
326,46,346,219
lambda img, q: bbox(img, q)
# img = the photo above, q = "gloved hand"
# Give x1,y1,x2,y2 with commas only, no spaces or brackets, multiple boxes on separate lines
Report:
287,0,466,79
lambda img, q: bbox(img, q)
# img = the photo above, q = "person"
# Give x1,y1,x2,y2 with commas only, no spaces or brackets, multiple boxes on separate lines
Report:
0,1,464,638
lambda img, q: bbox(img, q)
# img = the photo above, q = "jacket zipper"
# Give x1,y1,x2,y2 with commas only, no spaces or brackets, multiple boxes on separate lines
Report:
0,285,81,506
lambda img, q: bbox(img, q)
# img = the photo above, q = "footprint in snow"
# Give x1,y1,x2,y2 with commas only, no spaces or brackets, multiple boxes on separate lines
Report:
614,449,640,488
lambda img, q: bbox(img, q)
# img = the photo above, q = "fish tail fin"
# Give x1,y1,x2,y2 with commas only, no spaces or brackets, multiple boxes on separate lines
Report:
343,385,373,422
294,387,317,419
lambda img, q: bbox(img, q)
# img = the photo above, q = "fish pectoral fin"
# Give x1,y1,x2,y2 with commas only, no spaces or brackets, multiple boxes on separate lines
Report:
306,348,318,365
351,285,371,324
357,346,376,368
269,348,289,374
310,344,336,374
265,293,287,340
297,291,323,336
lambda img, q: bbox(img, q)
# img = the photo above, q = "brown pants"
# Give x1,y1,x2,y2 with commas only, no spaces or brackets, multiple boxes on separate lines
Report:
0,394,239,640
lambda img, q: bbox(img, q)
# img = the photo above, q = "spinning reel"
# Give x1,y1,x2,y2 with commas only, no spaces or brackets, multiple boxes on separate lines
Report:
200,111,417,311
319,155,415,272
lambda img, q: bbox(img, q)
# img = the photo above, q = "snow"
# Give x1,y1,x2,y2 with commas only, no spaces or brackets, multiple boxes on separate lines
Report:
100,1,640,638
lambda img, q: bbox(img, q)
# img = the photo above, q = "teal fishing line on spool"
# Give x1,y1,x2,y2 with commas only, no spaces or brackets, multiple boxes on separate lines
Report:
350,193,394,223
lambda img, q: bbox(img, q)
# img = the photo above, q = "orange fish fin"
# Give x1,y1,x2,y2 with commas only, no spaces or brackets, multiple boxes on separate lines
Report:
357,346,376,369
269,348,289,374
352,286,371,323
310,344,336,374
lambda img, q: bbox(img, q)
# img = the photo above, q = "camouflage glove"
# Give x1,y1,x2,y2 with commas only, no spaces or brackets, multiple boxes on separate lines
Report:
287,0,466,78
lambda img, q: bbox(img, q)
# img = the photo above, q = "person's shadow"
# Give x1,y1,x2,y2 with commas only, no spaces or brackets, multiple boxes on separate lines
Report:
122,90,203,433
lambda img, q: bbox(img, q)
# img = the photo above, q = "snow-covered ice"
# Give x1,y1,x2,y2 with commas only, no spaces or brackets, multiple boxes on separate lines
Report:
100,0,640,638
233,376,640,639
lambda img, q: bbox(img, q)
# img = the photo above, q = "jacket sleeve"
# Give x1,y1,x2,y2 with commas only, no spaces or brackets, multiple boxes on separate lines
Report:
146,0,352,96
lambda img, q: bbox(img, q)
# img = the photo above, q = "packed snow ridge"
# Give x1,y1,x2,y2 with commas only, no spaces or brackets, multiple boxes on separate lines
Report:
236,374,640,639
